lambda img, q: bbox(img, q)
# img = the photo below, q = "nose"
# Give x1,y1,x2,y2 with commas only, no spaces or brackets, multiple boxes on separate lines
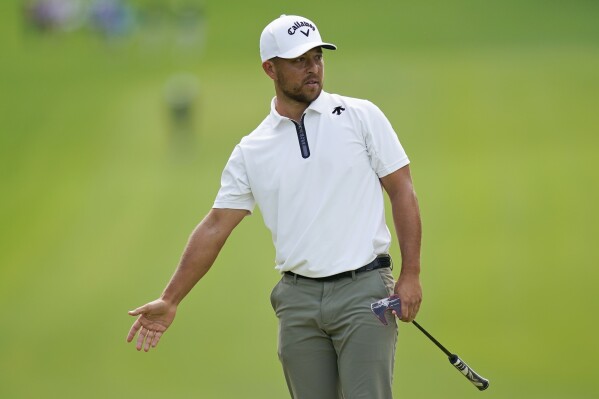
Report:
305,57,319,73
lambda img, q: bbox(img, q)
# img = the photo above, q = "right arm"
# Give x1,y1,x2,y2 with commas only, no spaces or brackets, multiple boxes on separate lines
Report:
161,208,248,305
126,208,248,351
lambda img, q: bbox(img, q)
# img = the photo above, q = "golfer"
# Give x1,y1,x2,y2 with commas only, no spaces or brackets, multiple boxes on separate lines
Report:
127,14,422,399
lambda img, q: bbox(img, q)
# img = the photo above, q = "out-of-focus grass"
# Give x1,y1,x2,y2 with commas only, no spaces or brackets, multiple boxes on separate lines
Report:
1,1,598,398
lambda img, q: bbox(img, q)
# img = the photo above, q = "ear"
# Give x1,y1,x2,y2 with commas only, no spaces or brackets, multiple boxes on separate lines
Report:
262,60,276,80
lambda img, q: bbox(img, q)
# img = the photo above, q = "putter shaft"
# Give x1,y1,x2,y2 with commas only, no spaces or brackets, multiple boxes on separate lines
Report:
412,320,453,357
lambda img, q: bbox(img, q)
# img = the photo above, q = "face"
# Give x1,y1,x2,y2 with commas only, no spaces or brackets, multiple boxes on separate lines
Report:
268,47,324,105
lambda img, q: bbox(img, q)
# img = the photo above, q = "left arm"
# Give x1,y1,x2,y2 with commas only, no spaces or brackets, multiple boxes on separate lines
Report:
380,165,422,322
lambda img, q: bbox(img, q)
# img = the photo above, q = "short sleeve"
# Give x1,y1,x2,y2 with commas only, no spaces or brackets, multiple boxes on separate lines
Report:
213,145,256,212
361,101,410,177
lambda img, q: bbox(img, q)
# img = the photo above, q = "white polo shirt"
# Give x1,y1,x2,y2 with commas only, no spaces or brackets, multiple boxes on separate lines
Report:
213,91,409,277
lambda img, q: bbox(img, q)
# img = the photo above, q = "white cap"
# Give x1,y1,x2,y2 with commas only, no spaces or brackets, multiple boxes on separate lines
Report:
260,15,337,62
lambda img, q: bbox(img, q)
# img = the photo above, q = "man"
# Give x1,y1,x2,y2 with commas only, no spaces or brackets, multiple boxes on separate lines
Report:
127,14,422,399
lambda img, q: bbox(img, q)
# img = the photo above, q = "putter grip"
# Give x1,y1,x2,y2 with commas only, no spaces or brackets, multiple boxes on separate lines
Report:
449,354,489,391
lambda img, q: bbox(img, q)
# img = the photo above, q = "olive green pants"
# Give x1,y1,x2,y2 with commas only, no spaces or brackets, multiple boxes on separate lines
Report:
270,268,398,399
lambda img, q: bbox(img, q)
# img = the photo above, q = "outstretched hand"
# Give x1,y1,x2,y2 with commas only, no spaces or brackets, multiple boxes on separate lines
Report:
126,299,177,352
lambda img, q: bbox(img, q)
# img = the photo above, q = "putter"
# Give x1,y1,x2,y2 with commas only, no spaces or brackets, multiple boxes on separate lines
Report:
371,295,490,391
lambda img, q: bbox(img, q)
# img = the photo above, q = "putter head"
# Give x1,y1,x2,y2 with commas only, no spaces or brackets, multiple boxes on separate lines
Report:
371,295,401,325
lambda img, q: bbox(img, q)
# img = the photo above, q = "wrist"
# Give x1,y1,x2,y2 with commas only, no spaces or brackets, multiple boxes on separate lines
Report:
399,262,420,277
160,293,181,307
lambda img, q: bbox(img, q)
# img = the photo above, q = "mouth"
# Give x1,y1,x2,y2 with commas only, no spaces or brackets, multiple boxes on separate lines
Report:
304,79,320,88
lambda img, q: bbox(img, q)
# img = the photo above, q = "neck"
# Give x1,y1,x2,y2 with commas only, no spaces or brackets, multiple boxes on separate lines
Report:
274,97,308,122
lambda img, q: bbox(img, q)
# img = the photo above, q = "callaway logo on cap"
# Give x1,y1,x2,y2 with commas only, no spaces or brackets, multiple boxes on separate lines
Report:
260,15,337,62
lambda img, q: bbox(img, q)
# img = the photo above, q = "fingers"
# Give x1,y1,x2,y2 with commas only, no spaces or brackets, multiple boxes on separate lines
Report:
151,332,163,348
131,326,162,352
399,299,421,323
126,304,147,343
144,330,155,352
136,327,148,351
401,304,411,322
413,301,421,319
126,319,142,343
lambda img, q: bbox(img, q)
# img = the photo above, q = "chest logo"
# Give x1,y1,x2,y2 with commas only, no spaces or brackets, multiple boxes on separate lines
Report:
332,106,346,115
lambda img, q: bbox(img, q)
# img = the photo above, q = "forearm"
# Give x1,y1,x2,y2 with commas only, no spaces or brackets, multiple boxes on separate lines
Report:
381,166,422,276
160,225,223,305
390,187,422,275
160,209,246,305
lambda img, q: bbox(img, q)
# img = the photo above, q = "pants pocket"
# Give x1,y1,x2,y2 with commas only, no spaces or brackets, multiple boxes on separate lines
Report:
270,278,283,311
376,268,395,297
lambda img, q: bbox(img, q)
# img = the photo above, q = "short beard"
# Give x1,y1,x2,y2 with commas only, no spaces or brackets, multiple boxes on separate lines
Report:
275,70,322,105
280,85,322,105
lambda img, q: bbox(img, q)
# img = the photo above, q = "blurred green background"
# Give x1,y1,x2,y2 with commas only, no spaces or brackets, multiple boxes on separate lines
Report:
1,0,598,398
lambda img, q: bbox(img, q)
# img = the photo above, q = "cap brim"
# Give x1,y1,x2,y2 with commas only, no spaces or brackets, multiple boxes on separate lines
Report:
277,42,337,60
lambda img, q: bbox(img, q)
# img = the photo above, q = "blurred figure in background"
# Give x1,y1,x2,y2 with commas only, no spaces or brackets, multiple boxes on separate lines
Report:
22,0,206,53
164,73,200,154
23,0,84,32
88,0,135,38
137,1,206,53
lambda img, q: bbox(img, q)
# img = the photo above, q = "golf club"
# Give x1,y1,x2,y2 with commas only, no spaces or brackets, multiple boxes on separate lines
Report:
371,295,490,391
412,320,490,391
